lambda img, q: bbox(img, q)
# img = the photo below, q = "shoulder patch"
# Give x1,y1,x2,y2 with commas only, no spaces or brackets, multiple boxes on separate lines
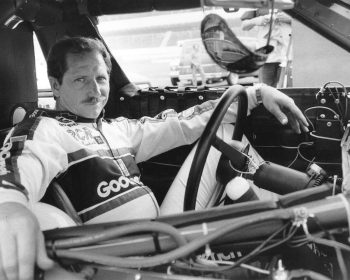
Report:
10,135,27,143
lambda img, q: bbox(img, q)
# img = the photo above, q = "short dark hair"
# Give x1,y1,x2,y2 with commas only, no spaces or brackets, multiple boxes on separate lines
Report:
47,36,112,83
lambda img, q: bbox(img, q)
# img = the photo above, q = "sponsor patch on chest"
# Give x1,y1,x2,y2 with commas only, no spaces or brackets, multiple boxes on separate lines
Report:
97,175,140,198
94,136,104,144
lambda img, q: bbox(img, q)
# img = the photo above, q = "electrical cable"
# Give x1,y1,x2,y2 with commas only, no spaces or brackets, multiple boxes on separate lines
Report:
338,193,350,242
304,106,342,131
309,132,341,142
305,83,348,145
287,235,309,248
52,210,292,268
227,222,293,270
194,258,270,275
321,81,348,120
183,225,301,276
324,86,344,121
333,87,345,120
287,224,318,248
288,269,332,280
297,142,341,165
250,143,305,168
286,149,299,168
308,212,349,280
266,141,341,166
173,257,271,276
328,233,348,280
254,141,342,166
322,81,347,90
319,81,347,120
304,105,343,142
305,233,350,253
258,225,298,254
49,221,187,249
182,222,293,274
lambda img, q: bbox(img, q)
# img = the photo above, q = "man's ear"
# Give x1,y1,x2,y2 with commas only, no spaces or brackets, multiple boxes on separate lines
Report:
49,76,61,98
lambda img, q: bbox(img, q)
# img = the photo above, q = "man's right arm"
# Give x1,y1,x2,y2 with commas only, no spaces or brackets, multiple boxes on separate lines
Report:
0,115,68,279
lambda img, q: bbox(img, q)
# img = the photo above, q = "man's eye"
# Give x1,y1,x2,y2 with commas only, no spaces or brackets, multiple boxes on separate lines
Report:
97,76,108,82
75,78,85,83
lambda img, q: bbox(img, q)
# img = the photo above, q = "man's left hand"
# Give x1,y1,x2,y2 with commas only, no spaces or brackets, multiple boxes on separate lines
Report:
261,85,309,134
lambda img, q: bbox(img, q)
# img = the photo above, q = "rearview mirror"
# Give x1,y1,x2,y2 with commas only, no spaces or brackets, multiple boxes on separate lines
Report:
201,13,274,74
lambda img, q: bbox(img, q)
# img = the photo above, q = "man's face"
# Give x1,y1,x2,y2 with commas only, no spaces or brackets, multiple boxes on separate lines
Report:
50,50,110,119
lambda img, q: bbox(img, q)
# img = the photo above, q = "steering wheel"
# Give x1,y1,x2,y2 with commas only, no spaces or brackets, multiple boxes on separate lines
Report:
183,85,248,211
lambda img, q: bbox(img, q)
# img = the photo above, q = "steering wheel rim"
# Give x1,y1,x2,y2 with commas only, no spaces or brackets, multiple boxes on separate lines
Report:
183,85,248,211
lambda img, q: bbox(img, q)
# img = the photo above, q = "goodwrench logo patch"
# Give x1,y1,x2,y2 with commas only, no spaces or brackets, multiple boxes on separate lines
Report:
97,176,139,198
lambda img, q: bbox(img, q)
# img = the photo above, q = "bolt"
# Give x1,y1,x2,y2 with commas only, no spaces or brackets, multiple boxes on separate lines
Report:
273,259,288,280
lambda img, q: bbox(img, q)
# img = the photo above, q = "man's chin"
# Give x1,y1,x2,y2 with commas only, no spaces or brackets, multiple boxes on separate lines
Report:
79,110,102,119
81,105,104,119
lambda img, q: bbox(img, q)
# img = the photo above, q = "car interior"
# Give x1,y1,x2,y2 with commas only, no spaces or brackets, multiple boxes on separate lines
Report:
1,0,350,279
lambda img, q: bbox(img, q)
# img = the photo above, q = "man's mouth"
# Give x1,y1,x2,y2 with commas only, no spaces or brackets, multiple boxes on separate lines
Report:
85,97,106,105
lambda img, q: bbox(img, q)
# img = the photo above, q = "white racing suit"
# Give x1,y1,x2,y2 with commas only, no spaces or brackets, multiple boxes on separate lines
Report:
0,87,262,224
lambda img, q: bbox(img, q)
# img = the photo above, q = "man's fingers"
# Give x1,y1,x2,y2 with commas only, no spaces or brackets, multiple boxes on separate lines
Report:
36,232,54,270
271,106,288,125
0,254,8,280
276,96,309,134
299,120,309,133
273,106,304,134
287,113,301,134
286,106,309,133
17,228,36,280
0,203,44,280
0,234,19,280
288,103,309,128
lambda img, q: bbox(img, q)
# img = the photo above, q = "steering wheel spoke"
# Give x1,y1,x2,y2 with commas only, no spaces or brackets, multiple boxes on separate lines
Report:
213,136,246,165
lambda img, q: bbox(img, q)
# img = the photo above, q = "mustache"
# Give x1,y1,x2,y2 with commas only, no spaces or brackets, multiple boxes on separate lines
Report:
83,97,106,104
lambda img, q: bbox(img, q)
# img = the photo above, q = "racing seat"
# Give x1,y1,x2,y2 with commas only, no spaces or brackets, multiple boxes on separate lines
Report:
0,106,28,144
44,180,83,225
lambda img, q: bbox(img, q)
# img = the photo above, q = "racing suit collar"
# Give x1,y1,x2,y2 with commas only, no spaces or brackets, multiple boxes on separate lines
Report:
56,109,105,123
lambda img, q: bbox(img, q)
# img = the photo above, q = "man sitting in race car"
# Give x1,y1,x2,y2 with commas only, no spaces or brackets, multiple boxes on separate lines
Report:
0,36,308,280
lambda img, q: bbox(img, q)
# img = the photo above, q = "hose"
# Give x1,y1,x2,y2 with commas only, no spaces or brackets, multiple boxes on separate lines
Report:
53,208,293,268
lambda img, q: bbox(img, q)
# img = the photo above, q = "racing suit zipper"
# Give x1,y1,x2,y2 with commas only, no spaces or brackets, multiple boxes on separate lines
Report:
93,121,118,157
93,122,128,176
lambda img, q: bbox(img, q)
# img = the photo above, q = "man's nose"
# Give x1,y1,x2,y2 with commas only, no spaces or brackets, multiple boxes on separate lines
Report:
90,80,101,96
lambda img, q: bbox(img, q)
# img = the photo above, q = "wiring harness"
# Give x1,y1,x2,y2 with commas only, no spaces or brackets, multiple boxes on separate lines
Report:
44,192,350,280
